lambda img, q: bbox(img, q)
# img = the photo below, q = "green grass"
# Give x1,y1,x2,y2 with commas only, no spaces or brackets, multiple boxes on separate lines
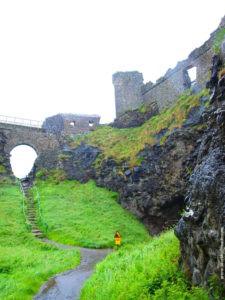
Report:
70,89,208,167
0,182,80,300
34,179,151,248
213,28,225,54
80,230,211,300
0,165,6,174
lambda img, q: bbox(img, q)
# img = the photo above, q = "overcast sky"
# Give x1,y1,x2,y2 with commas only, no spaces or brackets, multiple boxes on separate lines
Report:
0,0,225,124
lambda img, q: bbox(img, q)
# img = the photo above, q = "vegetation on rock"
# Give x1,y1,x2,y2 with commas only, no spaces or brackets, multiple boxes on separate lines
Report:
213,28,225,54
70,89,208,167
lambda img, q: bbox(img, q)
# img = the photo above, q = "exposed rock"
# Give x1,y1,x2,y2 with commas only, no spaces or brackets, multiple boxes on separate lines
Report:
175,55,225,288
110,102,158,128
44,107,203,235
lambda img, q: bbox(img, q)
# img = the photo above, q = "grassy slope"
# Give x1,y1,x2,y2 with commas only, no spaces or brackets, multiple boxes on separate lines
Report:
35,179,151,248
80,230,210,300
0,182,80,300
70,90,208,167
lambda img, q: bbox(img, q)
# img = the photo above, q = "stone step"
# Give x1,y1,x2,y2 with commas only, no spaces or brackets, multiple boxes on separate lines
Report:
30,223,38,226
32,229,41,233
33,232,42,238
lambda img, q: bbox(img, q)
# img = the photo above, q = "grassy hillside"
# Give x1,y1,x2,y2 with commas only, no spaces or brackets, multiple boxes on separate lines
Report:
34,179,151,248
80,230,211,300
0,182,80,300
70,89,208,167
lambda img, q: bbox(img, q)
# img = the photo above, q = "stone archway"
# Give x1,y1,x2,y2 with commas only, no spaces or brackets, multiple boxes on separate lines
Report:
10,145,38,178
0,122,60,176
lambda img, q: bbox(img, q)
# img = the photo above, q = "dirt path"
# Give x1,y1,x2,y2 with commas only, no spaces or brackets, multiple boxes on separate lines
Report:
33,238,112,300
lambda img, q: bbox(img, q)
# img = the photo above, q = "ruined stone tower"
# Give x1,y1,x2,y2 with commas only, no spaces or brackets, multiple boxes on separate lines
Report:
112,71,144,117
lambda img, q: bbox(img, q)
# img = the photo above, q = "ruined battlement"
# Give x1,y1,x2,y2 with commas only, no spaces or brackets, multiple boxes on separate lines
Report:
113,15,225,117
42,113,100,137
112,71,144,117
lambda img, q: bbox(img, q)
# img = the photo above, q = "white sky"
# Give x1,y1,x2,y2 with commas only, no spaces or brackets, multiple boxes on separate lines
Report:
10,145,37,178
0,0,225,125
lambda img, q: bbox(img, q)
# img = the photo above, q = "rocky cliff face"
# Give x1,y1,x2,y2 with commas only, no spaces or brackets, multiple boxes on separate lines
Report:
92,129,200,234
175,55,225,288
35,93,207,234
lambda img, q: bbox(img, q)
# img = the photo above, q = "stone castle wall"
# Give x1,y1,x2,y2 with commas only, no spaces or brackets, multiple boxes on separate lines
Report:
42,113,100,137
113,16,225,116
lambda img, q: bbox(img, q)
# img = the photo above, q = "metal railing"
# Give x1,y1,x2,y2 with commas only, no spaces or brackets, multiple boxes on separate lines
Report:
18,180,31,228
32,183,48,232
0,115,42,128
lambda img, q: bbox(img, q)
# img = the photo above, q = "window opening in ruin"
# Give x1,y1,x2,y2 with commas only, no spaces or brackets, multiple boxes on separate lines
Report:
10,145,37,179
187,67,197,86
89,120,94,127
70,121,76,127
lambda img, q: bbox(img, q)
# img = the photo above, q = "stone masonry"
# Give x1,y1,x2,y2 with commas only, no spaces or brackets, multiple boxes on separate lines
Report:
42,113,100,137
112,71,144,117
113,16,225,116
0,113,100,175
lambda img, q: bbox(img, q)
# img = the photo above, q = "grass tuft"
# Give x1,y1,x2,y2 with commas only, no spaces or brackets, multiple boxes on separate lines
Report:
213,28,225,54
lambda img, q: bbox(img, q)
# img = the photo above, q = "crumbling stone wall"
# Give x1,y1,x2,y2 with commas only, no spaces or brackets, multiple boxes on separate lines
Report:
142,69,188,111
113,16,225,116
112,71,144,117
42,113,100,138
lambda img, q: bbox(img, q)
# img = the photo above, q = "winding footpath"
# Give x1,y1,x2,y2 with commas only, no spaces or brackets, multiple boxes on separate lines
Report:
20,179,112,300
34,239,112,300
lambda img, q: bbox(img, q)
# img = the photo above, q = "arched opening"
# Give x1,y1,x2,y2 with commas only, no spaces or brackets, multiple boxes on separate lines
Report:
10,145,37,179
70,121,76,127
187,66,197,85
183,66,197,89
89,120,94,127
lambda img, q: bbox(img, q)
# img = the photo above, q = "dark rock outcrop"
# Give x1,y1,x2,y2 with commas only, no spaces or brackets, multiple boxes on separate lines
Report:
40,102,205,235
110,102,158,128
93,129,201,234
175,55,225,288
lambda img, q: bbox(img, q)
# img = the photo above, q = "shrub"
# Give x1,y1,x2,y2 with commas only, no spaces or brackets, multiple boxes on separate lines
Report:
57,153,72,160
213,28,225,54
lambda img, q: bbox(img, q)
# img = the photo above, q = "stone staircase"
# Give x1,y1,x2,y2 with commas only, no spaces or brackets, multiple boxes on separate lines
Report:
21,179,42,238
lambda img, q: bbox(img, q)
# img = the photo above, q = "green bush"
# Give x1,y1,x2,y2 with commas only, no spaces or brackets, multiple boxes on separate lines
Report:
57,153,72,160
36,169,67,184
213,28,225,54
0,165,6,174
